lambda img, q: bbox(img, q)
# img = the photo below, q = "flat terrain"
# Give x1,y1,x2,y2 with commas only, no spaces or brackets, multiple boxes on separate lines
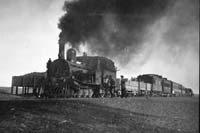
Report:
0,92,199,133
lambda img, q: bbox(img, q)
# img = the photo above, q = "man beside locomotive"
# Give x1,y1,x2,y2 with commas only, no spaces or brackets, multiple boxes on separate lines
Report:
104,76,109,97
120,75,127,98
109,75,115,98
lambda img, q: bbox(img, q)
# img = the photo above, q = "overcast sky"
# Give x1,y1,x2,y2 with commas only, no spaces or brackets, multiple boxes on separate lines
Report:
0,0,199,93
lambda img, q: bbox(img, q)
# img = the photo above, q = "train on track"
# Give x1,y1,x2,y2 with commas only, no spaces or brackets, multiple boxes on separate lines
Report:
11,48,193,98
115,74,193,97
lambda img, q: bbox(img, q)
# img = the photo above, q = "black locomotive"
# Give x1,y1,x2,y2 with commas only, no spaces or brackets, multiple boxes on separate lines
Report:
43,48,117,98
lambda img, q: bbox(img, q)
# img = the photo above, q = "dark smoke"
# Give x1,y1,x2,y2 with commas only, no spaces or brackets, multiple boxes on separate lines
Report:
58,0,173,63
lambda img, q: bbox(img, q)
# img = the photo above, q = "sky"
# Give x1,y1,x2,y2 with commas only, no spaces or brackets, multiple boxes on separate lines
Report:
0,0,65,84
0,0,199,93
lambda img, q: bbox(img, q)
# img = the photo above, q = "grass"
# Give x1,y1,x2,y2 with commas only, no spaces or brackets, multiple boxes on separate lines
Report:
0,92,199,133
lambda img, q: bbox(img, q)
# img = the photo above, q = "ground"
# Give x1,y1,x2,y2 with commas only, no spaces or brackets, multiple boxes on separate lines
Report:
0,90,199,133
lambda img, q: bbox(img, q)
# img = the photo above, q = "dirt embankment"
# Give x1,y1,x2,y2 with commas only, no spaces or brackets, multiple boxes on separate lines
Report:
0,94,199,133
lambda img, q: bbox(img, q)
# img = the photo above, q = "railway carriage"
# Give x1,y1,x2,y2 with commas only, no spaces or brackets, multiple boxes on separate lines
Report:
172,82,182,96
125,80,139,96
162,79,172,96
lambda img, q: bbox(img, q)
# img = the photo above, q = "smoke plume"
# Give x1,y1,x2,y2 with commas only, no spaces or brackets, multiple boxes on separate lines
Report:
58,0,173,63
58,0,199,93
117,0,199,93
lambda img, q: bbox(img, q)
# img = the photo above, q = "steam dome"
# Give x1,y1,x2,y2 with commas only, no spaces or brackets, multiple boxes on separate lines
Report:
66,48,76,62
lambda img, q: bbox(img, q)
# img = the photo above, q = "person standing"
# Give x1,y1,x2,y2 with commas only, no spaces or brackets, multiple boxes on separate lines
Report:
121,75,126,98
104,76,109,97
109,75,115,97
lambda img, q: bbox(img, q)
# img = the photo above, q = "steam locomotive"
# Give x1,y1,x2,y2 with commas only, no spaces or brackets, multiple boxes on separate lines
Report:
42,48,117,98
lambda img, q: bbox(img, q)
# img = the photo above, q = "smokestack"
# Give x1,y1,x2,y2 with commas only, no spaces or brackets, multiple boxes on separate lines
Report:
58,43,65,59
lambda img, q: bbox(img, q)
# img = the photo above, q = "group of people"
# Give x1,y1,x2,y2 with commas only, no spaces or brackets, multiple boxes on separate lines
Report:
104,75,127,98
